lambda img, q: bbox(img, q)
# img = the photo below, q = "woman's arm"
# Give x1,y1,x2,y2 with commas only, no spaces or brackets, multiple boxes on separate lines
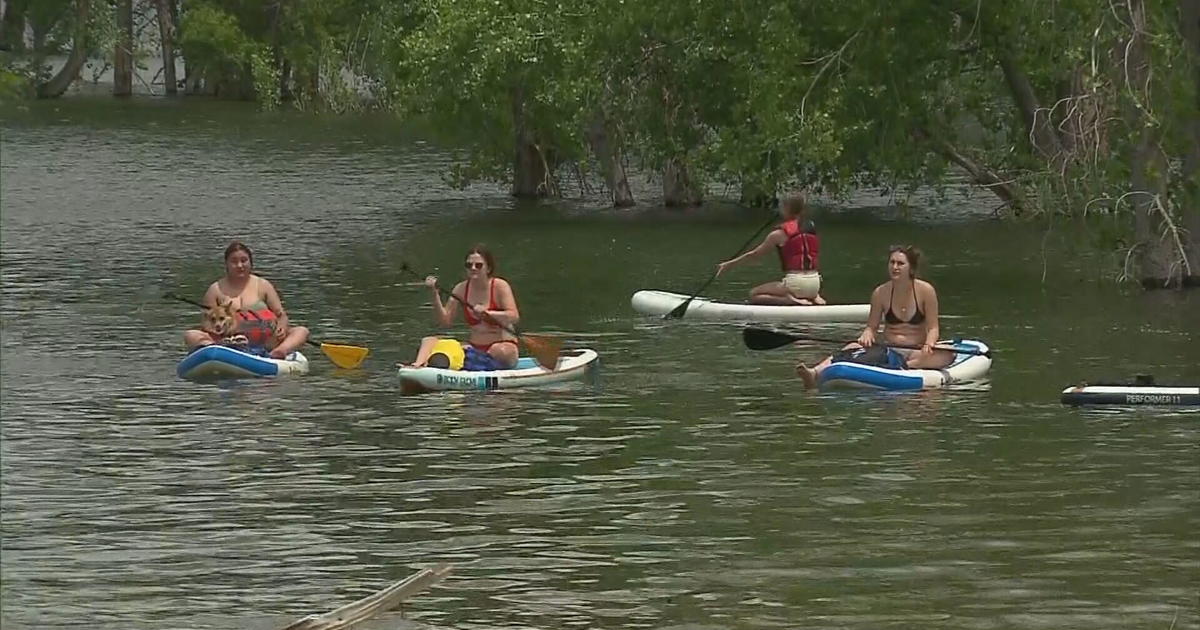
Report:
201,282,221,309
857,285,886,346
427,277,457,327
483,279,520,328
920,281,940,350
717,230,785,275
261,277,291,334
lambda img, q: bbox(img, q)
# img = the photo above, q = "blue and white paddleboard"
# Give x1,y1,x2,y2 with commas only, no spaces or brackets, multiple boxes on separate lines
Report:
397,349,599,394
818,339,992,390
177,345,309,380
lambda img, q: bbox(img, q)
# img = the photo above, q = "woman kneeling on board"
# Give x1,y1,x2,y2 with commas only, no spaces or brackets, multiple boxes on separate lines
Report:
715,193,826,306
796,245,953,389
407,244,521,370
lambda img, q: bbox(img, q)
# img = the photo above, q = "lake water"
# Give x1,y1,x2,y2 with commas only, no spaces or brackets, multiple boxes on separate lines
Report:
2,97,1197,630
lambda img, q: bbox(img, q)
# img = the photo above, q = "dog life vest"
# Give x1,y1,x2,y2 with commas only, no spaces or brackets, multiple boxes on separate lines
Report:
777,219,819,272
236,306,278,345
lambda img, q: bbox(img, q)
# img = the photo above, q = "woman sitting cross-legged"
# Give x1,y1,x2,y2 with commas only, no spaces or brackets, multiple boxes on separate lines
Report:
406,244,520,371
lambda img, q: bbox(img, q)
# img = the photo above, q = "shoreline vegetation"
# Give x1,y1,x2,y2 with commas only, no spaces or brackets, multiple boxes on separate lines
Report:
2,0,1197,288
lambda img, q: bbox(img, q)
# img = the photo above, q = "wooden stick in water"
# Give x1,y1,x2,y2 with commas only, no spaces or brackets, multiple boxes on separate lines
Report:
279,564,453,630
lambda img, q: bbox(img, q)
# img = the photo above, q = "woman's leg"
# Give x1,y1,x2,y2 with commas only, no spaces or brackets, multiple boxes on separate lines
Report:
269,326,310,358
905,348,955,369
405,336,440,367
796,342,861,389
184,329,214,350
749,281,807,305
488,341,519,369
782,273,822,306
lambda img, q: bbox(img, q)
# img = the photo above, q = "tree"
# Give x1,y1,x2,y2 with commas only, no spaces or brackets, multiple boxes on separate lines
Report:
35,0,89,98
113,0,133,96
155,0,177,95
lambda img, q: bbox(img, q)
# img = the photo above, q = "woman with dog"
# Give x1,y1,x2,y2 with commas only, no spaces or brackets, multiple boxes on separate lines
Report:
795,245,953,389
405,244,520,371
182,241,310,358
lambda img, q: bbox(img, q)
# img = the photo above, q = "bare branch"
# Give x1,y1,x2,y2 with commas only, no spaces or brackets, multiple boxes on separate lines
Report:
799,30,860,127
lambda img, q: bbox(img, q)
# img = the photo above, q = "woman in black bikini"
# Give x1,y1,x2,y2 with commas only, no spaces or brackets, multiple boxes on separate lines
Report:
796,245,953,389
408,244,521,370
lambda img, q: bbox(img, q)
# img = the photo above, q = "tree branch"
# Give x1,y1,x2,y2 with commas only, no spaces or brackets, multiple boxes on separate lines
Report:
914,126,1023,212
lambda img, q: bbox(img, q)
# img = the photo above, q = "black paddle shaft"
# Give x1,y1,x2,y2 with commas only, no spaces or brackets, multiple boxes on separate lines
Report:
742,327,992,357
665,211,779,319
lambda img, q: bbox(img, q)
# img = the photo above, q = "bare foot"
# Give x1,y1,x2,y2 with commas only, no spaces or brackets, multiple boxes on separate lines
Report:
795,362,818,389
813,295,827,305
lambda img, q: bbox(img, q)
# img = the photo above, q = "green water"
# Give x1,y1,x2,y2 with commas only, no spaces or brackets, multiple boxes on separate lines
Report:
2,98,1197,630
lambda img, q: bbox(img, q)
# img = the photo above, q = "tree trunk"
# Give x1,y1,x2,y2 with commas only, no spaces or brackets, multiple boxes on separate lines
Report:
280,59,293,102
113,0,133,96
1182,0,1200,178
998,53,1065,168
1,0,26,52
585,113,634,207
511,86,557,198
663,157,702,207
1129,132,1179,287
1123,0,1188,287
35,0,90,98
154,0,176,95
1183,0,1200,285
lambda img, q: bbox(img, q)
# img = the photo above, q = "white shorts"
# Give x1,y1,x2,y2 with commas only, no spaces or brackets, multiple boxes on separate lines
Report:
782,271,821,298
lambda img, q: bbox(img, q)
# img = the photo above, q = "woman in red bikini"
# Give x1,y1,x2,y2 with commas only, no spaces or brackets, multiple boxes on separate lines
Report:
408,244,521,370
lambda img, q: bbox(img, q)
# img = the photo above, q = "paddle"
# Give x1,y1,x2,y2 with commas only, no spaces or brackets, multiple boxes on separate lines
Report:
663,211,779,320
165,293,370,369
399,263,563,370
742,326,992,357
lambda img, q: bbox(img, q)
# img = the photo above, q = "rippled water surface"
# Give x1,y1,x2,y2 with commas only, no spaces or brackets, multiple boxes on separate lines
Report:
2,98,1198,630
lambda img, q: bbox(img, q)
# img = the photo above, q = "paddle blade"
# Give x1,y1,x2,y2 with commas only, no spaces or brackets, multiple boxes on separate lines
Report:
321,343,370,369
663,297,693,319
521,333,563,369
742,327,802,351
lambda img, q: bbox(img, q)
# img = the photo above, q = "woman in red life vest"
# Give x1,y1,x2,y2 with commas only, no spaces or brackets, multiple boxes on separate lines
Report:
183,241,310,358
407,244,521,371
795,245,953,389
714,194,826,305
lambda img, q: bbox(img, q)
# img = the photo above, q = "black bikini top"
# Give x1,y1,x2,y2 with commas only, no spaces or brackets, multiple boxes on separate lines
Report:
884,282,925,325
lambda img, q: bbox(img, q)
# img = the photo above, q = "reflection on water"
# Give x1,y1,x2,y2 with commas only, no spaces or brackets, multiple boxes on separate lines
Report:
2,100,1198,630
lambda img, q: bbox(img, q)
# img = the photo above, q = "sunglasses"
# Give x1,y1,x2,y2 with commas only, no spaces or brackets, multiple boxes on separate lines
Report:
464,261,485,270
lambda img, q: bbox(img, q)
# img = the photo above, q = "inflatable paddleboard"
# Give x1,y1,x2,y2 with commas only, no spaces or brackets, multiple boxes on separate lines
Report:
177,345,309,380
398,348,599,394
818,339,992,390
631,290,870,323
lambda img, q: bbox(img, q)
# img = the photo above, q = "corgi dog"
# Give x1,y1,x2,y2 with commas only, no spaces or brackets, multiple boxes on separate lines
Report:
201,298,248,347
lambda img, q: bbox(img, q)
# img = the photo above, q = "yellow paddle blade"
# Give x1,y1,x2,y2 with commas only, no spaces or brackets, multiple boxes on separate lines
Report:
520,334,563,370
321,342,369,369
